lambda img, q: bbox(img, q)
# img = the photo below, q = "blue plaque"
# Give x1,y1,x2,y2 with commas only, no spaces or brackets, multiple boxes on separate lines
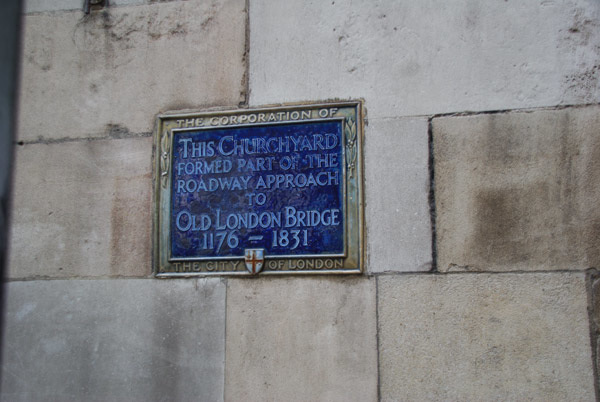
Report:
170,121,345,259
154,102,364,276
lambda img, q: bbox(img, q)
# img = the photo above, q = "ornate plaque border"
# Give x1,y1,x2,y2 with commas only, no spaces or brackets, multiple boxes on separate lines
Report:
153,101,365,276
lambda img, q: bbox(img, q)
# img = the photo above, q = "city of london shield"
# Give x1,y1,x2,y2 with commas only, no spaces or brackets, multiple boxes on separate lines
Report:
245,249,264,274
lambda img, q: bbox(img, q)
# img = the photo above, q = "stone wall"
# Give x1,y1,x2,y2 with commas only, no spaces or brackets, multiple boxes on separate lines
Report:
3,0,600,400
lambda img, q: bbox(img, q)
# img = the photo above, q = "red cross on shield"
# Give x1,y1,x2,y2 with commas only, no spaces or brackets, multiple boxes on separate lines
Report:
245,249,264,275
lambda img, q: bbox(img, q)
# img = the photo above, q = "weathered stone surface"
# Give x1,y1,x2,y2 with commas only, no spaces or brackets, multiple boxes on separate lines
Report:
19,0,246,141
434,105,600,272
378,272,595,401
8,137,152,279
225,277,377,402
1,278,226,402
249,0,600,118
590,271,600,393
365,117,431,272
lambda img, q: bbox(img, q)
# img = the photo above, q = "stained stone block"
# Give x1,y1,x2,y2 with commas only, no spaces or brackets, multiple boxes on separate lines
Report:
8,137,152,279
249,0,600,117
1,278,226,402
378,273,595,401
19,0,246,141
365,117,431,272
225,277,377,402
25,0,184,13
434,105,600,272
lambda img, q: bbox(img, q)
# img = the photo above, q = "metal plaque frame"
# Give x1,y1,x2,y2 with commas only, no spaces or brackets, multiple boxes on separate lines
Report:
153,101,365,276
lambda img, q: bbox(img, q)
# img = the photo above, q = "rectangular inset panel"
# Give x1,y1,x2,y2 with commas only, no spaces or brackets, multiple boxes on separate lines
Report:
154,101,364,276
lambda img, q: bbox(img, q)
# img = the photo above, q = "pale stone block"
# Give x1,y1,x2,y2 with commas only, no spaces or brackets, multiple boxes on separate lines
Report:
8,137,152,279
1,278,226,402
225,277,377,402
19,0,246,141
378,273,595,401
249,0,600,118
434,105,600,272
110,0,146,6
365,117,431,272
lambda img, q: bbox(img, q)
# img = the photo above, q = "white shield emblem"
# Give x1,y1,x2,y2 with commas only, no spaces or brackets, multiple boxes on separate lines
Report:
245,249,264,274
